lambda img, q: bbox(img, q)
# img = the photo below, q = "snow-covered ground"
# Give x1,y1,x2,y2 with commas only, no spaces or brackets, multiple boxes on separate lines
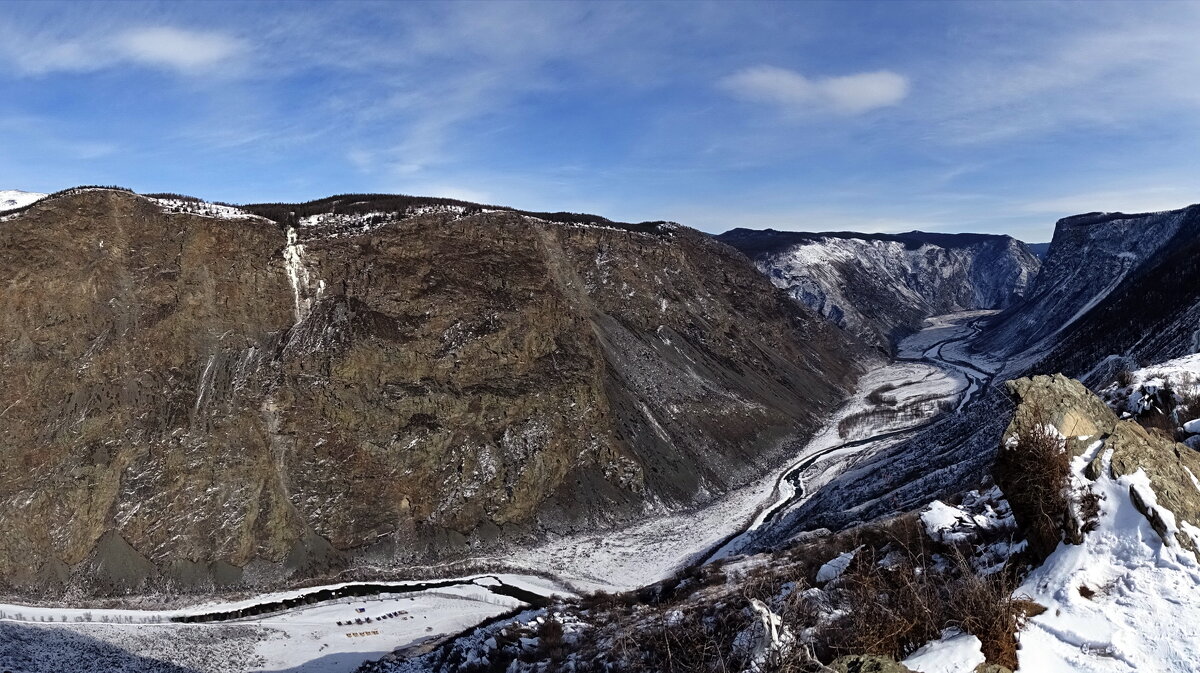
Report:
0,575,566,672
0,189,47,210
149,197,265,221
509,315,980,591
903,630,986,673
1099,353,1200,414
3,586,517,673
1014,441,1200,671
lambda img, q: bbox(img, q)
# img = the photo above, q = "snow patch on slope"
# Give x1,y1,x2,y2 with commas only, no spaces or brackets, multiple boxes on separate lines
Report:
1014,447,1200,671
149,197,265,221
0,190,47,211
903,629,986,673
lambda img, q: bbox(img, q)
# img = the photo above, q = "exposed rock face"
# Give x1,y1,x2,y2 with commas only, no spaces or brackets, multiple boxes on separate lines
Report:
1029,206,1200,382
1001,374,1200,551
1003,374,1117,444
977,206,1200,362
716,229,1040,350
0,189,866,597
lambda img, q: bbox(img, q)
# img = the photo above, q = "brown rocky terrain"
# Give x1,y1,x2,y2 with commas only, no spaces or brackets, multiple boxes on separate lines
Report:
0,189,867,598
1003,374,1200,551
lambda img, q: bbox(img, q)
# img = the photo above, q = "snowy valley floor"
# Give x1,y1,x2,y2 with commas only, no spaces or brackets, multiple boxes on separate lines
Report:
0,313,986,672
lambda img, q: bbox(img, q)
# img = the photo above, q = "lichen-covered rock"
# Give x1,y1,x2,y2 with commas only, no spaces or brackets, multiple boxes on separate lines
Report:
829,654,915,673
1003,374,1117,449
1091,420,1200,551
0,190,867,597
1003,373,1200,552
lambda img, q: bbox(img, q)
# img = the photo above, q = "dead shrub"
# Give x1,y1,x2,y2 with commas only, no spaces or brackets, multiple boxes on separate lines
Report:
822,548,944,660
1115,367,1135,388
535,616,567,662
1078,489,1103,534
993,408,1072,561
943,554,1036,669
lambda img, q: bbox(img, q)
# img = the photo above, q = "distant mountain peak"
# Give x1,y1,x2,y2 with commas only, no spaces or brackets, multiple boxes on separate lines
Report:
0,189,48,211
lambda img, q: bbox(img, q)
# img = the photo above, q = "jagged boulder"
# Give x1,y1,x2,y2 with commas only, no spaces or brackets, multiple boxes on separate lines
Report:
1003,374,1117,449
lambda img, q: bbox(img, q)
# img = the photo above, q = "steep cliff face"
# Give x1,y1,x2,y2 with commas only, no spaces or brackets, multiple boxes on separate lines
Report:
716,229,1040,350
1027,206,1200,382
0,189,866,597
976,206,1200,362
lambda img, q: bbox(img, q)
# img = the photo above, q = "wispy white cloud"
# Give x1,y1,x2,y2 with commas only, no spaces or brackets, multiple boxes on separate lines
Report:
115,27,245,71
1,25,245,75
1022,186,1198,217
719,66,909,114
918,5,1200,145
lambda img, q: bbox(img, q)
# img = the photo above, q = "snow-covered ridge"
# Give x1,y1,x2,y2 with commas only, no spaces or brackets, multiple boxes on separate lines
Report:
719,229,1040,348
0,189,47,211
148,196,265,222
1,187,268,224
293,204,670,240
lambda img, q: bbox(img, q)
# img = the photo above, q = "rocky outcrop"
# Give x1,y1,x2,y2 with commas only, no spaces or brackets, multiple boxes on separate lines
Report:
716,229,1040,350
1001,374,1200,551
1003,374,1118,447
0,189,867,597
1090,421,1200,550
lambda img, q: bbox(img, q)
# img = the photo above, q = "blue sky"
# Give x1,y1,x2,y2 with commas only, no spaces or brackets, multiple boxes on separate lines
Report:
2,1,1199,242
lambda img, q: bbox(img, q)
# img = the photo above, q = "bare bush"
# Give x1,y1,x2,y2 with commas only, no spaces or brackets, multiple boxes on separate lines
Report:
993,408,1072,560
943,553,1037,669
1115,367,1134,388
822,549,944,660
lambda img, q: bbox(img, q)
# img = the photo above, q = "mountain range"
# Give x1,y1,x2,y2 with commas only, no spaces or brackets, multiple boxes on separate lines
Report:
2,187,1199,673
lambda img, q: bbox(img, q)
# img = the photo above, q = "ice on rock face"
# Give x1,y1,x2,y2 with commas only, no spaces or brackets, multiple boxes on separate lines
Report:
283,227,325,323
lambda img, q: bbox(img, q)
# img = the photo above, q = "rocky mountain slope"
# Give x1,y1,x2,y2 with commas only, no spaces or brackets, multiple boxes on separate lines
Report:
1027,207,1200,384
716,229,1040,350
374,371,1200,673
0,188,869,598
975,206,1200,362
749,203,1200,549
